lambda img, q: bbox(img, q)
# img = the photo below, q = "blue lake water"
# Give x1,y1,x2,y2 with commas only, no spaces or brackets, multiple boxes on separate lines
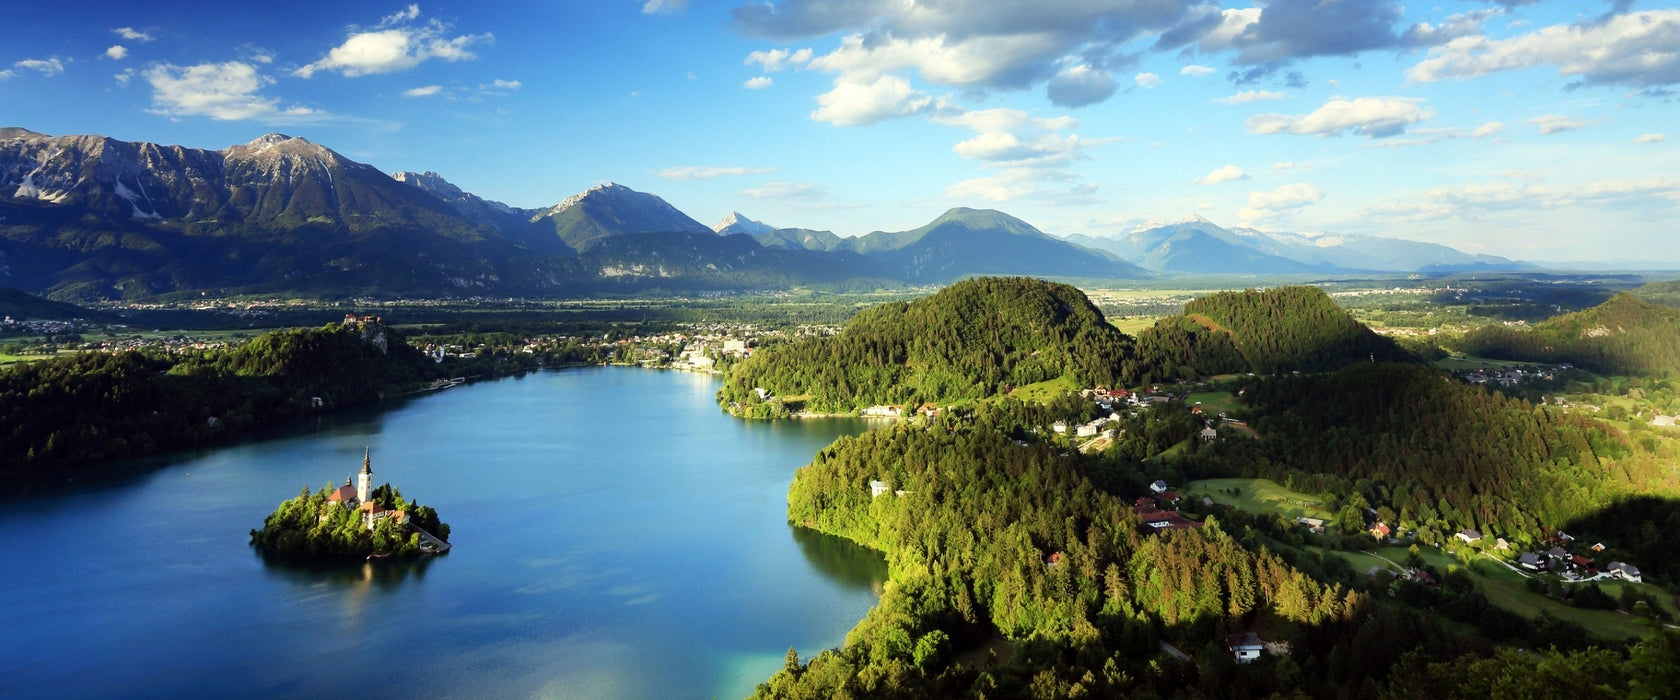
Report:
0,367,886,699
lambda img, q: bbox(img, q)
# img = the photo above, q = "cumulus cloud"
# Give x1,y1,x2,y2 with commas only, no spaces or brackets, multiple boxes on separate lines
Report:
1213,90,1284,105
1198,165,1249,185
295,8,490,78
1180,64,1215,76
745,75,774,89
1,58,66,80
1134,72,1163,88
933,107,1115,202
658,165,777,180
105,46,128,60
745,47,813,71
736,0,1195,107
1240,182,1325,222
1360,176,1680,223
144,61,318,121
113,27,153,42
403,85,442,97
1635,133,1667,143
809,74,950,126
1529,114,1598,135
1046,64,1117,107
742,181,827,199
1247,96,1432,138
1408,10,1680,88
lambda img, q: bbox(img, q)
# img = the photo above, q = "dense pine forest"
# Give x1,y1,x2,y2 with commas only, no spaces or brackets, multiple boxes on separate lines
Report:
0,322,439,487
1225,362,1679,545
720,277,1143,416
727,277,1680,698
1459,292,1680,375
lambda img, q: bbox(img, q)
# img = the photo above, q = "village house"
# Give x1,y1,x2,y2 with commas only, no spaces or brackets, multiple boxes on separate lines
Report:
869,480,890,499
1456,529,1482,544
1518,552,1546,571
1150,480,1169,494
1143,511,1202,533
1226,632,1264,664
1369,522,1392,540
1608,562,1643,583
1200,426,1218,442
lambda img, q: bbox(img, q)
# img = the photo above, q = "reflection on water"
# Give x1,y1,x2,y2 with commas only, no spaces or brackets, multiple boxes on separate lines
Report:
0,367,886,699
790,526,887,593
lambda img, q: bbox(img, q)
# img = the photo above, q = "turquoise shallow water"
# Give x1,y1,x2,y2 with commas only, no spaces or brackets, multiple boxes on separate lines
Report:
0,367,885,699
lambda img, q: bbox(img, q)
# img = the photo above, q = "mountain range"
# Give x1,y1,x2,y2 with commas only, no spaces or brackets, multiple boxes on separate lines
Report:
2,128,1525,300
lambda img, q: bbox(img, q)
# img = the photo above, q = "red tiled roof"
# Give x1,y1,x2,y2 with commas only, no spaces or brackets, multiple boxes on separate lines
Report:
327,484,356,502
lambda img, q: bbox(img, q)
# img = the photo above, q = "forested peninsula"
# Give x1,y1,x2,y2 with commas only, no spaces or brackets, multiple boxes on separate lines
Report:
729,277,1680,699
0,318,437,488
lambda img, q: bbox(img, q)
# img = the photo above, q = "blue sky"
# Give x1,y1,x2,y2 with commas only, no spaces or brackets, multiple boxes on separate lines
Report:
3,0,1677,263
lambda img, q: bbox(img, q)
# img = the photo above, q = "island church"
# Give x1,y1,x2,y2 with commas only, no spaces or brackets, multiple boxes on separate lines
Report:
326,448,406,529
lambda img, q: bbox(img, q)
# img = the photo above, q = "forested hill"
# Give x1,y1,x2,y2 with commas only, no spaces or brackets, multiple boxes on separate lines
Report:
1233,362,1679,545
1136,286,1410,377
719,277,1142,416
1459,292,1680,375
0,288,104,321
1630,278,1680,308
0,321,438,489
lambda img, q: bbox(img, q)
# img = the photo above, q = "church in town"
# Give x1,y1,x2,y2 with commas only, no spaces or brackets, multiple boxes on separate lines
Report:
326,448,406,529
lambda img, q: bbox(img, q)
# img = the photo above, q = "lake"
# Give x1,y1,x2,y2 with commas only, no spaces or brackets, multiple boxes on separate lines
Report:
0,367,887,699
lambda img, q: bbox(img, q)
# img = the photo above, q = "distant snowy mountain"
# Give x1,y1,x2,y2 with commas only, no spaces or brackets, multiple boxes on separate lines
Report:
713,211,778,237
1066,217,1530,274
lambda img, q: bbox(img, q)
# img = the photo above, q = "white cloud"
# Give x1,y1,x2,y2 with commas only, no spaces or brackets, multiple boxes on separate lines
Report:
491,79,520,90
1528,114,1597,135
1180,64,1215,76
642,0,691,14
383,4,421,25
295,9,490,78
1635,133,1667,144
1213,90,1285,105
144,61,318,121
809,74,949,126
105,46,128,61
742,181,826,199
1134,72,1163,89
657,165,777,180
1248,96,1433,138
1408,10,1680,88
113,27,153,42
945,167,1051,202
1272,161,1312,171
4,58,66,79
1368,120,1508,147
745,47,813,72
1360,176,1680,223
1240,183,1325,223
403,85,443,97
1198,165,1249,185
1046,64,1116,107
932,107,1115,202
745,75,774,90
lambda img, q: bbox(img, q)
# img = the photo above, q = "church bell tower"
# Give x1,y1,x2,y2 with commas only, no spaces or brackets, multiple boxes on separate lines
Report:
357,447,373,504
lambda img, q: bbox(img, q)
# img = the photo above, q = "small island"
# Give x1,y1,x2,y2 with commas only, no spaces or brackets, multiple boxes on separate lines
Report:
250,448,451,559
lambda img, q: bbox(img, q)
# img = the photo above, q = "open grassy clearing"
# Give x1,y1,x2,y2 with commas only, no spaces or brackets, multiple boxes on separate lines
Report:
1109,317,1159,335
1432,354,1547,371
1008,376,1079,403
1187,477,1333,522
1186,391,1242,414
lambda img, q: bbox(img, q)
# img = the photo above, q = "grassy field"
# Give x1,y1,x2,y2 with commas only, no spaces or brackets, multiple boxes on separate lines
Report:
1187,477,1333,522
1186,391,1242,414
1007,376,1079,403
1432,354,1545,371
1109,317,1160,335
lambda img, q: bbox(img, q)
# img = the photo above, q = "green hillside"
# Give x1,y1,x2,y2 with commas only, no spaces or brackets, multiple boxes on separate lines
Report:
1459,292,1680,375
719,277,1142,415
1137,286,1410,377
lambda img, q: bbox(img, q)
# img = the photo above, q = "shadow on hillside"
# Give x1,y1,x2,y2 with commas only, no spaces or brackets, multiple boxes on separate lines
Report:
1562,495,1680,593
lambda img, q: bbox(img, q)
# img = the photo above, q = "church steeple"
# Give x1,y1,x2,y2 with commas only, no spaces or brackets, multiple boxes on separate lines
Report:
357,447,373,504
